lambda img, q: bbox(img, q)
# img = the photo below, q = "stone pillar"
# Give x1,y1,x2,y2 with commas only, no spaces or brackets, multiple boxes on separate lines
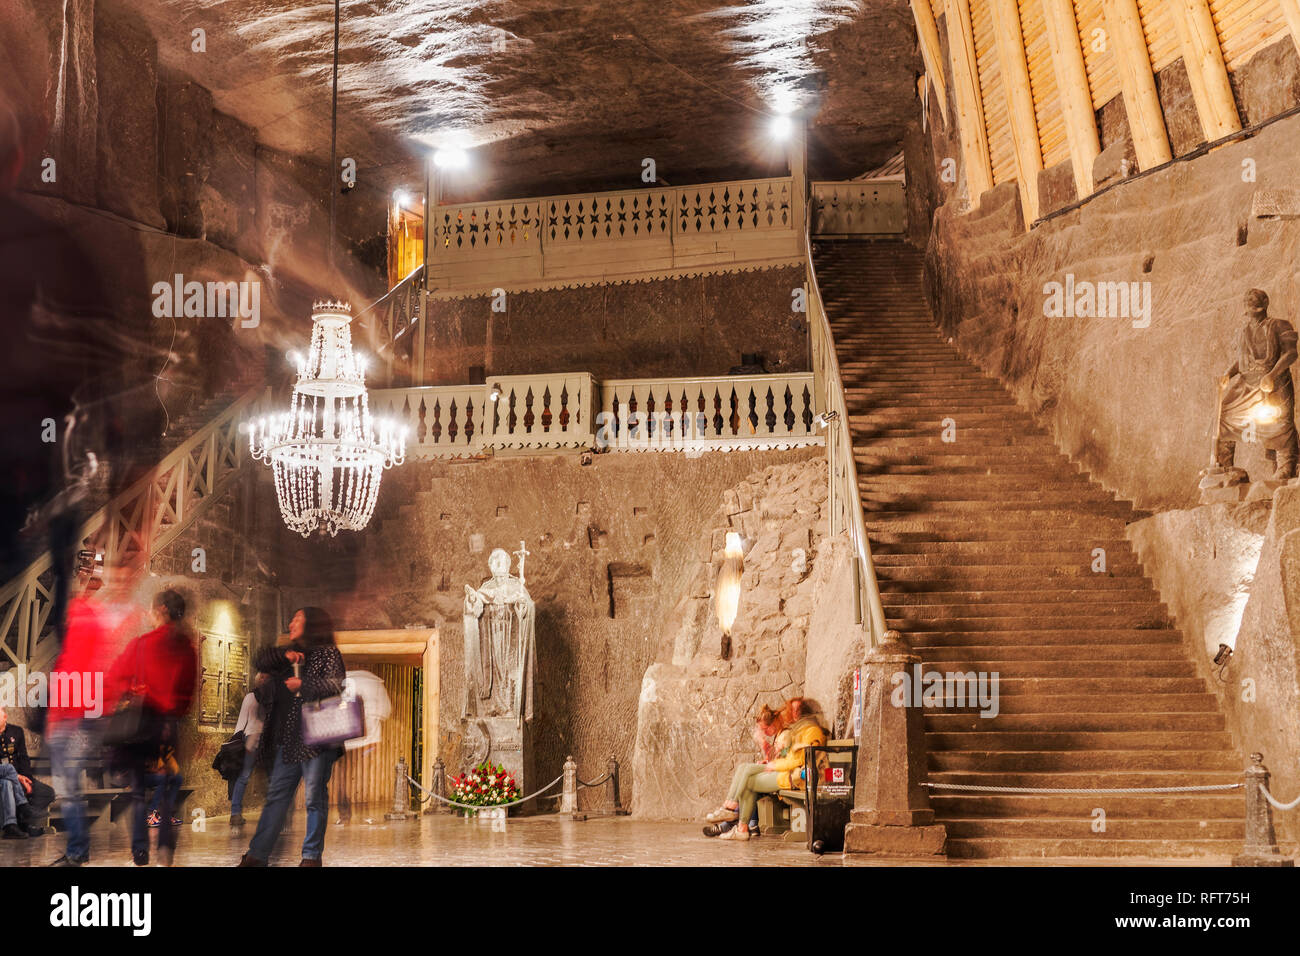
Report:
844,631,948,856
385,756,413,820
1233,754,1295,867
561,755,578,816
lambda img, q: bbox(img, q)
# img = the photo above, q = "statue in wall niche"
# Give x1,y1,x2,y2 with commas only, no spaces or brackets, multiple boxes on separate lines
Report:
1200,289,1299,492
462,544,536,727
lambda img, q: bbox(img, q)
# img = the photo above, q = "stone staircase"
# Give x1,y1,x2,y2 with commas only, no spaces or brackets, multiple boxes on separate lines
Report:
814,238,1244,860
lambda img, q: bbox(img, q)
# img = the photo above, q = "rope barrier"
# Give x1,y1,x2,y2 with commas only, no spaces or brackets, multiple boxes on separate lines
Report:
1259,783,1300,811
922,782,1243,795
576,772,610,789
406,772,564,811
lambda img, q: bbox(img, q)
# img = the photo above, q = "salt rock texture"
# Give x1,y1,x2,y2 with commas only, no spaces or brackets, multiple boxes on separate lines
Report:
266,448,823,808
921,41,1300,512
1128,491,1300,843
110,0,920,198
424,265,807,384
632,456,860,820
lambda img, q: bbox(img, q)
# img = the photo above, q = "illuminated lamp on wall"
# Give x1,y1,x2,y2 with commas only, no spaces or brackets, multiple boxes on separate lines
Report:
715,531,745,660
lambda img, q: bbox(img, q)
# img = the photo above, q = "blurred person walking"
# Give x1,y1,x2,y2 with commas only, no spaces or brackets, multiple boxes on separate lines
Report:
105,589,198,867
239,607,346,867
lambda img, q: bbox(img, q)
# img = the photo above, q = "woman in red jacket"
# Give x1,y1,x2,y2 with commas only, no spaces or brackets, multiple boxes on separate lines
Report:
105,589,198,867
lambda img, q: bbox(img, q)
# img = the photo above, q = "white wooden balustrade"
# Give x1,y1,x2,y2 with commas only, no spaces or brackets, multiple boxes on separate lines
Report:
370,372,822,459
426,178,801,292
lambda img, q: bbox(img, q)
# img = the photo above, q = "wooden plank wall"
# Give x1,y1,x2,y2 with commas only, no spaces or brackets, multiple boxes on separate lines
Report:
291,663,416,812
925,0,1296,228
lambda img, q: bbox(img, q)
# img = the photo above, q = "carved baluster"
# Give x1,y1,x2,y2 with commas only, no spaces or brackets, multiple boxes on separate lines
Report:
712,388,724,436
418,397,429,445
541,386,553,433
646,388,657,441
801,385,814,432
464,397,476,444
559,384,571,431
765,387,776,434
746,387,758,434
663,388,675,441
610,390,622,444
523,387,535,433
507,388,517,434
448,398,459,445
783,385,795,434
628,389,640,442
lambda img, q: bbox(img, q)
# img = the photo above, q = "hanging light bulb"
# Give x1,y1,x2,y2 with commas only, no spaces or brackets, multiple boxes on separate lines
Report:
250,301,407,536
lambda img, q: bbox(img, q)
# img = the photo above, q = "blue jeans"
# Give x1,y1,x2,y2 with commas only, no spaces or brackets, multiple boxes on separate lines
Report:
45,720,93,859
0,763,28,827
144,772,183,815
248,749,337,863
230,749,257,815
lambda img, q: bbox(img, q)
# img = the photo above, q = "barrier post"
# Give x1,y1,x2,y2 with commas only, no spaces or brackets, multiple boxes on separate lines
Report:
1233,753,1295,867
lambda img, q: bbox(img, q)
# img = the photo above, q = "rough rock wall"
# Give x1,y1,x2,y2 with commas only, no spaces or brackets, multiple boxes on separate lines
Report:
631,457,862,820
1128,492,1300,841
924,79,1300,510
272,448,822,809
421,266,809,386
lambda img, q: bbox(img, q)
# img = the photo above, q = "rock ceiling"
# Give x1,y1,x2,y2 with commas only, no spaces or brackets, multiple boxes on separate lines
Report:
120,0,920,199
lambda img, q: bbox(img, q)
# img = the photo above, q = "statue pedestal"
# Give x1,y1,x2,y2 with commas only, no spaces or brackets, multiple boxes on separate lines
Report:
465,716,537,815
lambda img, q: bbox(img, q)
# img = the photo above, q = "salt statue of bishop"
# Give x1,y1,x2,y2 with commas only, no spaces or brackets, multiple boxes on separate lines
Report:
1203,288,1299,487
462,545,536,727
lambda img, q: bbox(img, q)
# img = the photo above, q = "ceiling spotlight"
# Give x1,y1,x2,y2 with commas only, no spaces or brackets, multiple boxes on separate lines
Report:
814,410,840,429
393,189,412,208
770,114,793,141
433,148,469,170
489,383,502,403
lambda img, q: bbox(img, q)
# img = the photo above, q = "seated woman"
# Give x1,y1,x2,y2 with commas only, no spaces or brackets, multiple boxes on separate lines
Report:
704,703,787,838
705,697,828,842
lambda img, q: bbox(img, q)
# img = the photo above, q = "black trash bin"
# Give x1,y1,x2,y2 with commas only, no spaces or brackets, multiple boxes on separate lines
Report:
802,741,857,855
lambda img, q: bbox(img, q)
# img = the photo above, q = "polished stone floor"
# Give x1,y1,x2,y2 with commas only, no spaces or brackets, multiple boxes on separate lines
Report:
0,810,1234,867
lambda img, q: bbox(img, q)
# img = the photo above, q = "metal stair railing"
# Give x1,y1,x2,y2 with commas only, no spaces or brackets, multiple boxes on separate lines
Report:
0,386,268,673
804,222,888,647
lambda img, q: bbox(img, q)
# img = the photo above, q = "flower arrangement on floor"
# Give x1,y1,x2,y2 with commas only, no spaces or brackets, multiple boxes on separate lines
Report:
449,761,520,812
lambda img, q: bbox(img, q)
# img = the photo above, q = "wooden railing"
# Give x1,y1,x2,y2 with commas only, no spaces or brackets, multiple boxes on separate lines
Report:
357,263,424,387
804,223,887,647
426,177,801,292
370,372,822,460
811,180,907,236
0,387,266,672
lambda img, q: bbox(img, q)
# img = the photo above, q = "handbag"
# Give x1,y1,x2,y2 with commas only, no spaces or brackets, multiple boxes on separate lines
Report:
212,731,247,781
102,639,162,749
301,693,365,750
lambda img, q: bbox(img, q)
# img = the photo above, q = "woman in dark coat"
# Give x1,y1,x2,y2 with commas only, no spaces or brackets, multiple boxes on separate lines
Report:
239,607,345,867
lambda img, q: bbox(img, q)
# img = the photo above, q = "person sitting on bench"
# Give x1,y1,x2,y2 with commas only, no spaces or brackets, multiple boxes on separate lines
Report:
704,698,827,842
0,707,51,838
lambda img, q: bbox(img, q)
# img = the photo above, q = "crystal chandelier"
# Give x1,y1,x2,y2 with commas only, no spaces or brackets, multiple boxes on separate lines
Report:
250,301,406,536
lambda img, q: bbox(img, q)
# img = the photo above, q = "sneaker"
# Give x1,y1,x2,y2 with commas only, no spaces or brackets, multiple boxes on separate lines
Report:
133,849,149,867
237,853,267,867
2,824,27,840
147,811,161,828
705,806,739,824
169,817,183,827
49,854,88,867
718,826,750,841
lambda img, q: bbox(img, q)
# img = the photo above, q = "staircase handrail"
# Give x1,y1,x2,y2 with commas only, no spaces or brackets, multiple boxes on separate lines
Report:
804,223,887,647
0,385,267,672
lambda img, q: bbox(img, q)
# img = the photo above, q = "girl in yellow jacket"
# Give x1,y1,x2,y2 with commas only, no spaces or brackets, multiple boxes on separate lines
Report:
705,704,828,842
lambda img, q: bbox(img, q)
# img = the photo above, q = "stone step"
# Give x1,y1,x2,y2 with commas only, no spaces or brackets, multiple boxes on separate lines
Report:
931,794,1241,818
870,535,1133,549
943,837,1240,859
927,769,1242,787
915,676,1207,696
929,750,1239,772
942,818,1244,840
926,730,1232,751
882,589,1161,606
911,659,1194,678
907,630,1185,648
924,710,1223,730
877,564,1145,582
890,614,1171,630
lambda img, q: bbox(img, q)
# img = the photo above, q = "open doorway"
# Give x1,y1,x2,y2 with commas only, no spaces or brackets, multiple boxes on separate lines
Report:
388,191,425,289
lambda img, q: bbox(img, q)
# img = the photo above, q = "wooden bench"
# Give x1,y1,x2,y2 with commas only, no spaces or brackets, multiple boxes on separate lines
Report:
758,739,857,853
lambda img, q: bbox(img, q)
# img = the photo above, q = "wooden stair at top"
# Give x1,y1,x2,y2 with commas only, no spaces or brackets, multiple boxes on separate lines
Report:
814,238,1244,860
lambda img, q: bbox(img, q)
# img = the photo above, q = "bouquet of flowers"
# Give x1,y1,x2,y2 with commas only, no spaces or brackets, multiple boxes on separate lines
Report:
450,761,520,810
